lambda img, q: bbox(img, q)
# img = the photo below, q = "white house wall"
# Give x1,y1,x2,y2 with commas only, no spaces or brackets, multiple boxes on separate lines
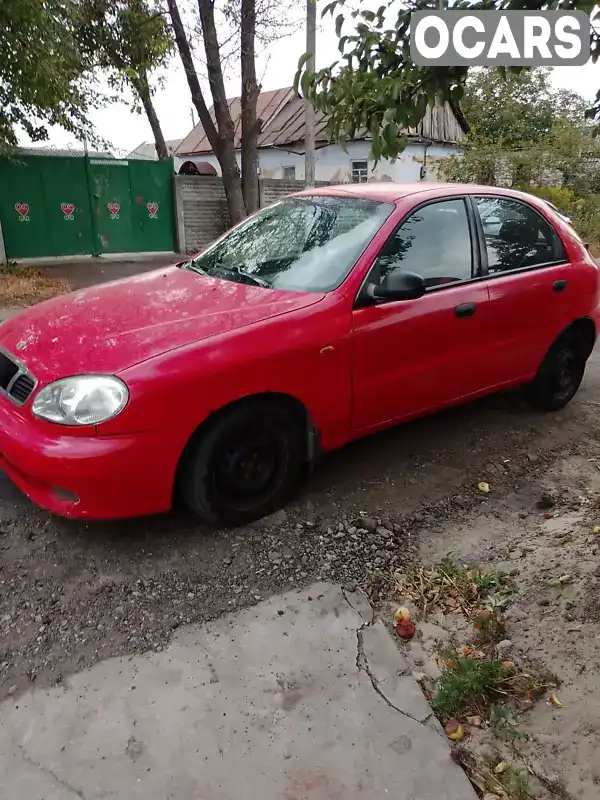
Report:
175,141,463,183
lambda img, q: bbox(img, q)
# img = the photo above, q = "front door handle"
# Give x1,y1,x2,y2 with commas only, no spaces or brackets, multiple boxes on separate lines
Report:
455,302,477,318
553,279,568,292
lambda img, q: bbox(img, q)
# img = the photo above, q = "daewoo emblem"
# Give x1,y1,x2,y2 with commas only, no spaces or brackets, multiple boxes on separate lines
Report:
16,341,26,351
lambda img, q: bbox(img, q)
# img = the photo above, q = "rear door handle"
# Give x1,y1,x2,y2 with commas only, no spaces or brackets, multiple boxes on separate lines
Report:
553,279,568,292
454,302,477,318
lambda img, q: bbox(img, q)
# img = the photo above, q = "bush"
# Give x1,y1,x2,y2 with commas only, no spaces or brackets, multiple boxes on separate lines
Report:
526,185,600,249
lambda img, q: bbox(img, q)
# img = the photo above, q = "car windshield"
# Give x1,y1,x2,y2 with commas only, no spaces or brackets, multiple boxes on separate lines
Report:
182,196,394,292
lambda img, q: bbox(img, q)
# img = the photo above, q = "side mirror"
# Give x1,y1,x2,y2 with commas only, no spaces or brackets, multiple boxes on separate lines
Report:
372,268,426,302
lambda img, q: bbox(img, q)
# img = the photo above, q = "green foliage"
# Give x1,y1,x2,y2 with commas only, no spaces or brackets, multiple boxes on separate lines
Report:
526,185,600,247
77,0,172,100
430,68,600,248
462,68,587,149
0,0,95,152
431,655,503,720
296,1,600,161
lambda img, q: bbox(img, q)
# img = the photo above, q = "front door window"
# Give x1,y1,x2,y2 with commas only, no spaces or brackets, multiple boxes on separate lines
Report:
372,198,474,291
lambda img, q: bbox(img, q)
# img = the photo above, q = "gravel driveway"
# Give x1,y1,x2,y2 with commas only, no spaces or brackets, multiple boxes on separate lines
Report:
2,346,600,701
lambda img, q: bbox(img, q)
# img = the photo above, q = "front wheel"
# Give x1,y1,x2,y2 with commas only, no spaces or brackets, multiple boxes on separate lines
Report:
525,333,588,412
178,400,304,526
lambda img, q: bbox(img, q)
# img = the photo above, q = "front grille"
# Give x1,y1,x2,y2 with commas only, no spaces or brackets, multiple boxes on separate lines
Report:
0,347,36,406
9,374,35,403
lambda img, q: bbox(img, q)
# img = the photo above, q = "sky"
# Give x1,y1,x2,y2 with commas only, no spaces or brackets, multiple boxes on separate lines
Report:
27,13,600,157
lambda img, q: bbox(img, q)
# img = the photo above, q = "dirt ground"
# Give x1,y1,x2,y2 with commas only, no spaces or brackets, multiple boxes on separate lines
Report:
0,268,72,306
0,254,176,308
1,346,600,798
404,446,600,799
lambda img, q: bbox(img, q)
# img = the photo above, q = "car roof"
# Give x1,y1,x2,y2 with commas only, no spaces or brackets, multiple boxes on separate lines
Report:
293,182,547,205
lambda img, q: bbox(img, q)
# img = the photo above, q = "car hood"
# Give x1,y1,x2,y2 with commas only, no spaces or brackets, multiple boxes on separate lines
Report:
0,266,324,382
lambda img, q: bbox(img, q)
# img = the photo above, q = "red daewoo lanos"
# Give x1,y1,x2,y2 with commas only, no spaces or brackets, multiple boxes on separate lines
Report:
1,183,599,524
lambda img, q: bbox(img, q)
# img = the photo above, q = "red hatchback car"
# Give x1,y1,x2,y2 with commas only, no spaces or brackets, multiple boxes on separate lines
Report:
0,183,598,525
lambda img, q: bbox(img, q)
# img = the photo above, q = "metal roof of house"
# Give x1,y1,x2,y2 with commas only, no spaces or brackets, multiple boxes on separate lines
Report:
128,139,183,160
176,88,465,156
176,88,294,155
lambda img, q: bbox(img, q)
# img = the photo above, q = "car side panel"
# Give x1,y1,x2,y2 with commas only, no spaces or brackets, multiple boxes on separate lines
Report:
351,282,491,433
108,295,354,453
484,230,600,387
484,263,577,384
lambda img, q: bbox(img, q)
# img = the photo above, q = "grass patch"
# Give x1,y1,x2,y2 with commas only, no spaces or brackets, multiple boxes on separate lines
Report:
432,654,504,719
0,265,71,306
432,651,557,722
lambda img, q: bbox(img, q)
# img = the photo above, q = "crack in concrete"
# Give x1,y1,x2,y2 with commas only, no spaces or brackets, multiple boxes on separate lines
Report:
17,744,87,799
342,587,433,728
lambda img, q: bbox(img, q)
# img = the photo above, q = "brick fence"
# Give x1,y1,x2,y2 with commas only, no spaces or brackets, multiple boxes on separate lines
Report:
174,176,331,253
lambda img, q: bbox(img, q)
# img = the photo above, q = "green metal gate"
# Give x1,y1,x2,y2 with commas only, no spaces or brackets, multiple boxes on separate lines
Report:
130,160,175,254
0,153,176,259
88,159,136,254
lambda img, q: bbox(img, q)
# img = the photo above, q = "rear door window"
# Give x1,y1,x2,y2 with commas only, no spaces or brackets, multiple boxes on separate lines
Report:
474,197,567,275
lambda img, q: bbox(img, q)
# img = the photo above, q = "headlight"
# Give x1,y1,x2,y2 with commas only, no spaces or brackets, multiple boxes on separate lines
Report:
32,375,129,426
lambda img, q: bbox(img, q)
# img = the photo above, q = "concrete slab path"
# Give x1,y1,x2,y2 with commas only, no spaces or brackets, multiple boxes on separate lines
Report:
0,583,475,800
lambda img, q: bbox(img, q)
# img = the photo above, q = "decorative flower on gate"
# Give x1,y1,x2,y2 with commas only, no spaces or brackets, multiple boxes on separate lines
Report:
107,202,120,220
147,202,159,219
61,203,75,221
15,203,30,222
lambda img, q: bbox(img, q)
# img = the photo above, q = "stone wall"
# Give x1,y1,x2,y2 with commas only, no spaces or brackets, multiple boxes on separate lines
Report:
174,176,331,254
174,175,229,254
259,179,330,208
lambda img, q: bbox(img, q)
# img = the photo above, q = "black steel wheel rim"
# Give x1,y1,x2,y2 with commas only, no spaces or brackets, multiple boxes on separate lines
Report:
209,424,290,512
551,345,579,401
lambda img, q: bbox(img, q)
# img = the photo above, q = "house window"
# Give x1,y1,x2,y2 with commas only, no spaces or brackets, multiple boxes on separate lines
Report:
282,165,296,180
351,160,369,183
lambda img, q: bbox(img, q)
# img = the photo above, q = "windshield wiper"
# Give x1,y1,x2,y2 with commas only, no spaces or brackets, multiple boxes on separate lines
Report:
218,264,270,288
180,259,209,277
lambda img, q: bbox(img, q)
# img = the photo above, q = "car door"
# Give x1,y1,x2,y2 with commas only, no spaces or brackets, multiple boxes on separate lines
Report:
472,195,575,387
351,196,491,433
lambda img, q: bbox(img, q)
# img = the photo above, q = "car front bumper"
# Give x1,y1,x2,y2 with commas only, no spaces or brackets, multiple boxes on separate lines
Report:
0,398,187,519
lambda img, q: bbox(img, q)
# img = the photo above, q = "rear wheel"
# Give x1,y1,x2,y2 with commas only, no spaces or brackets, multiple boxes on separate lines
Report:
179,400,304,526
525,331,588,412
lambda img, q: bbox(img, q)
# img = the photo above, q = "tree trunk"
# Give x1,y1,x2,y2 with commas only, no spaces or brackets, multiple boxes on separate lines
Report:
131,73,169,161
198,0,247,223
240,0,260,214
166,0,246,225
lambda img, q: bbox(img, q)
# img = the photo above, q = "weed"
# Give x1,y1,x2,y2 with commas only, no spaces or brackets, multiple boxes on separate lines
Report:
491,706,531,745
431,653,503,720
501,665,558,710
453,747,535,799
496,766,534,800
431,651,556,722
473,606,507,646
393,556,516,618
0,260,19,275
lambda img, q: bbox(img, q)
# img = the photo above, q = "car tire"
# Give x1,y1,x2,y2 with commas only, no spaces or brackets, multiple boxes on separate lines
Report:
179,399,305,526
525,330,588,412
